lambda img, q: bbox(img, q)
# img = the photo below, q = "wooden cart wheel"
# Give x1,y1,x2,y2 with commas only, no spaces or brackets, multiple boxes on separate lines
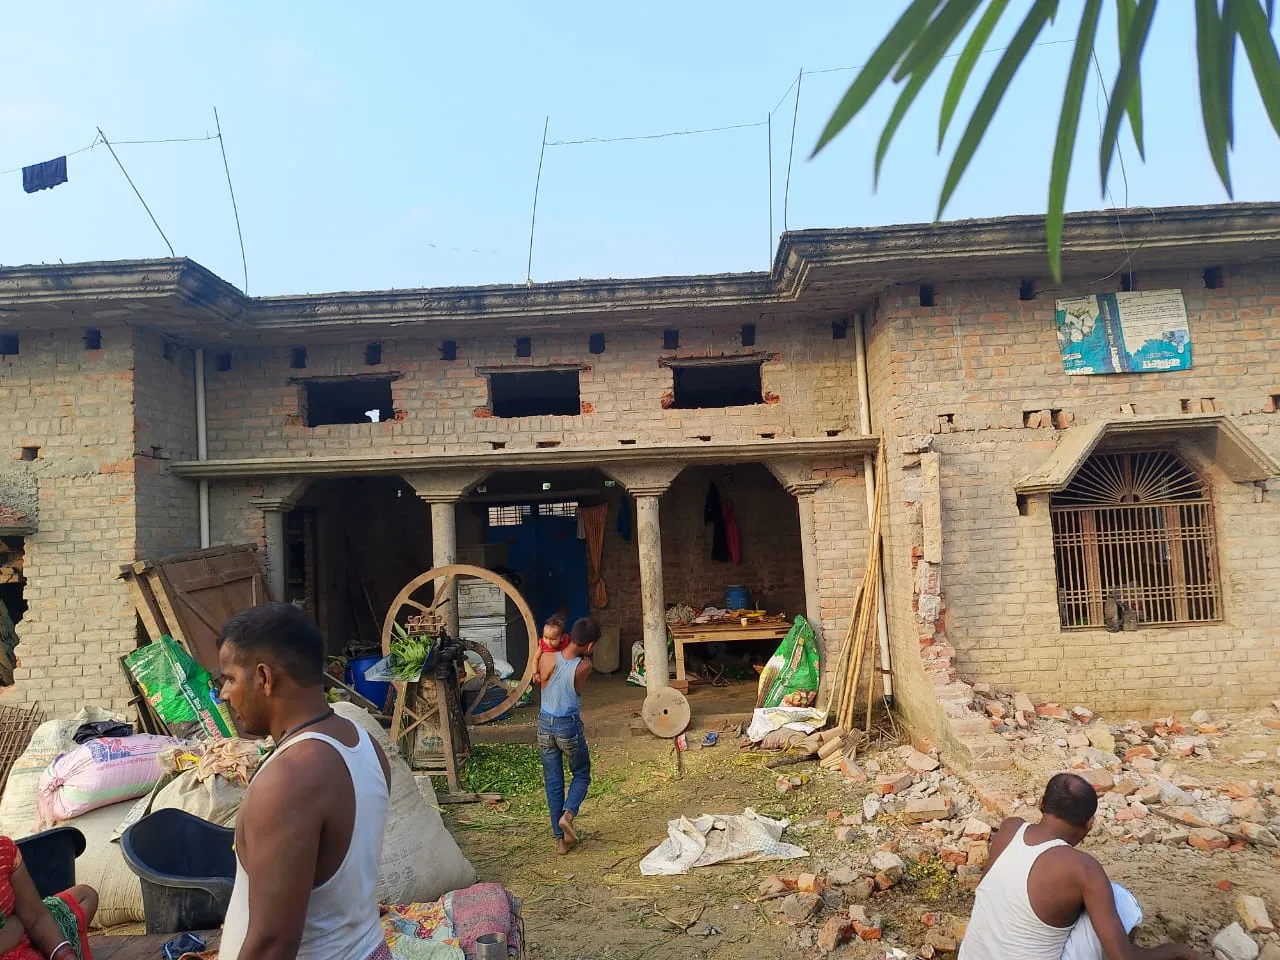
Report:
381,563,539,725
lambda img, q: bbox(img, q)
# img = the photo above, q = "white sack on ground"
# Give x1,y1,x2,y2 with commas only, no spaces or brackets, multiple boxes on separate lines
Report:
639,809,807,876
746,706,827,743
332,703,477,902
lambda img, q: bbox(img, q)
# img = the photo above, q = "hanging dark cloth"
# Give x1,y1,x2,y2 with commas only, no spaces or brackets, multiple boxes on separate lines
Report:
616,495,632,541
22,156,67,194
705,483,730,562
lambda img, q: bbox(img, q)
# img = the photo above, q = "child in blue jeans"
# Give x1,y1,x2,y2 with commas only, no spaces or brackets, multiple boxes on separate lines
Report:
536,617,600,854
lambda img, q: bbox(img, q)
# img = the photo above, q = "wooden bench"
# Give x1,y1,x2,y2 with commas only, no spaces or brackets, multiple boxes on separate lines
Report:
668,620,790,691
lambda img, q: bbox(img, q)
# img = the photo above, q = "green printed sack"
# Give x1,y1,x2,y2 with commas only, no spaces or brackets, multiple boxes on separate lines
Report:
125,636,236,740
756,615,820,709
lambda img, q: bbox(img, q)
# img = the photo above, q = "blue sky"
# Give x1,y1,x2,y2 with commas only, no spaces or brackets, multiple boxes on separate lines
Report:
1,3,1277,295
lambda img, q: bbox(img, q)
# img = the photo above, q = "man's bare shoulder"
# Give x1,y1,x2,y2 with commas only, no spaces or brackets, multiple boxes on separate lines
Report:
250,740,348,801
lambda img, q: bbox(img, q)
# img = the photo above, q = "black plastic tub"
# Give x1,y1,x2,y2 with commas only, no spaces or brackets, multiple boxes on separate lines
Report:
120,808,236,935
16,827,85,899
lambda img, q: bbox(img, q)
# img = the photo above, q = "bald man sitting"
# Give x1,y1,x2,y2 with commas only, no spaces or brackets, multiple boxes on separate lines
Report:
960,773,1206,960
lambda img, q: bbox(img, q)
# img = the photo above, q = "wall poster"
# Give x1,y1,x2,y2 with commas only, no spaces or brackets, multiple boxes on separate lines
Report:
1054,289,1192,375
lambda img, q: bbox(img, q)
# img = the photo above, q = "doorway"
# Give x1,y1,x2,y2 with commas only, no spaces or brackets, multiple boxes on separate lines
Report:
483,501,589,631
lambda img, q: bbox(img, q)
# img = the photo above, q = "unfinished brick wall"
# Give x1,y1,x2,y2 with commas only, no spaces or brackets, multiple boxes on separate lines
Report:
0,327,139,714
811,460,872,698
201,318,863,458
132,331,200,558
870,261,1280,719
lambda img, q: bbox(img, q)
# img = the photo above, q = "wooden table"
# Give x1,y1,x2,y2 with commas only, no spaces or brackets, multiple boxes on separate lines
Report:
668,620,790,691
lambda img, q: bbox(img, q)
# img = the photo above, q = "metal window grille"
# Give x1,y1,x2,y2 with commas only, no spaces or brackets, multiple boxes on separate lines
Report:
1050,450,1222,629
536,501,578,518
487,504,531,527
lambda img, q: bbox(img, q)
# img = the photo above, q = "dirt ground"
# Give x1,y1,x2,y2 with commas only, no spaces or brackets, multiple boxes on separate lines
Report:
446,685,1280,960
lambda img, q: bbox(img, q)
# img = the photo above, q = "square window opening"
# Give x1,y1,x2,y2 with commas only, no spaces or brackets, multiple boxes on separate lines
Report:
489,370,580,418
671,361,763,410
303,377,395,426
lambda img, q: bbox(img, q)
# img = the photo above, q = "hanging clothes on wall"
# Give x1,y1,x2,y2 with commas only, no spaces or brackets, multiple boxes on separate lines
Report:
579,503,609,609
722,495,742,565
705,483,730,562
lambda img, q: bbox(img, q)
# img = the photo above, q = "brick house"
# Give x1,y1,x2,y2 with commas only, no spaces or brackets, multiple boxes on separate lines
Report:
1,202,1276,762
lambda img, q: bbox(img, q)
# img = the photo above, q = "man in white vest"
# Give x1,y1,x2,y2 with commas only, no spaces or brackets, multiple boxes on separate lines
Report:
216,604,393,960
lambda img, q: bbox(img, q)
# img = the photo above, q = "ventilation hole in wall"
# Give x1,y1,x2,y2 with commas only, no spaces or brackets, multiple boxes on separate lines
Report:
831,318,848,340
588,332,605,355
1016,494,1030,516
162,340,178,363
759,432,775,439
1203,266,1224,290
490,441,507,450
1271,394,1280,412
19,446,39,461
662,329,680,350
1018,279,1037,301
515,336,532,358
619,438,637,445
1120,272,1136,292
1051,408,1063,429
740,323,757,347
440,339,458,362
697,435,712,442
826,429,842,437
215,352,232,372
290,347,307,369
0,335,19,356
919,285,935,307
938,413,954,426
1180,398,1218,414
365,341,383,365
83,328,102,350
535,440,561,448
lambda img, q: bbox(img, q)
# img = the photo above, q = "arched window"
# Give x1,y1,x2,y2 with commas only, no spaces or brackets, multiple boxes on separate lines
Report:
1050,450,1221,629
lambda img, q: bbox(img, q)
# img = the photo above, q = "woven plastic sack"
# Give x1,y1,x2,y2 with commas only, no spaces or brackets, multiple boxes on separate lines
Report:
332,703,476,903
124,636,236,740
37,734,183,826
755,615,820,709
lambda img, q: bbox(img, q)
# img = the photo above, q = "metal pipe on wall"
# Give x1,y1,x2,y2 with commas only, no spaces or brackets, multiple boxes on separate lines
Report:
195,347,211,549
853,311,894,704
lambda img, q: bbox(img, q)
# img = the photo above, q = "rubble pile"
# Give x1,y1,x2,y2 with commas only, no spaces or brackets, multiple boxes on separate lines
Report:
970,689,1280,854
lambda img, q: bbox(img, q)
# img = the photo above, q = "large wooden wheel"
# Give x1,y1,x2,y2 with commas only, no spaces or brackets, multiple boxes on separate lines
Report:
381,563,539,725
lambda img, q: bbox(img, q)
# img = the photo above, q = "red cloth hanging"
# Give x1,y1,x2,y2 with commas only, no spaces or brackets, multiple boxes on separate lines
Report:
722,497,742,565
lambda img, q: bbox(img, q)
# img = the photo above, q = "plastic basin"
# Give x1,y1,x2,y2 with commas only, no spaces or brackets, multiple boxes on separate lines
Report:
16,827,85,899
120,808,236,935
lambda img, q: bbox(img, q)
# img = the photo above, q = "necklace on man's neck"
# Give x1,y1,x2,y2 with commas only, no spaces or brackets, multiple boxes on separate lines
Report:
252,706,335,780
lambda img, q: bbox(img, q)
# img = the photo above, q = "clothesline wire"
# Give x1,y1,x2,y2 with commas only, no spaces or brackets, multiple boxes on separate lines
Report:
0,131,219,178
545,120,767,147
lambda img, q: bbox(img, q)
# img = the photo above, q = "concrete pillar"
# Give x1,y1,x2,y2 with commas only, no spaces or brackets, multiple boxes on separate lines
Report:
250,477,310,605
604,462,685,693
402,469,487,639
428,499,460,637
262,506,288,603
635,494,668,694
789,481,824,634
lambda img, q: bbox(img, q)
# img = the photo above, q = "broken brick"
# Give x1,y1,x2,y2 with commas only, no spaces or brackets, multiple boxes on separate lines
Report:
904,795,952,823
1187,828,1230,852
1036,702,1068,720
1124,745,1157,762
875,772,914,796
1076,769,1114,793
817,916,853,953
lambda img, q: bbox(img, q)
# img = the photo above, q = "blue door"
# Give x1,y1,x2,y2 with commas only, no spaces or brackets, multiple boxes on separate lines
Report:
485,508,589,630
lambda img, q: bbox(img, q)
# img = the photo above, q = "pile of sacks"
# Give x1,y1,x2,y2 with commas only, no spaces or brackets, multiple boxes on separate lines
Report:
0,703,477,928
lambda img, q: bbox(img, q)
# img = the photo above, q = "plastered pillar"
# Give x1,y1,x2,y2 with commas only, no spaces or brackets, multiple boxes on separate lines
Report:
605,462,685,693
250,477,310,605
403,469,487,639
